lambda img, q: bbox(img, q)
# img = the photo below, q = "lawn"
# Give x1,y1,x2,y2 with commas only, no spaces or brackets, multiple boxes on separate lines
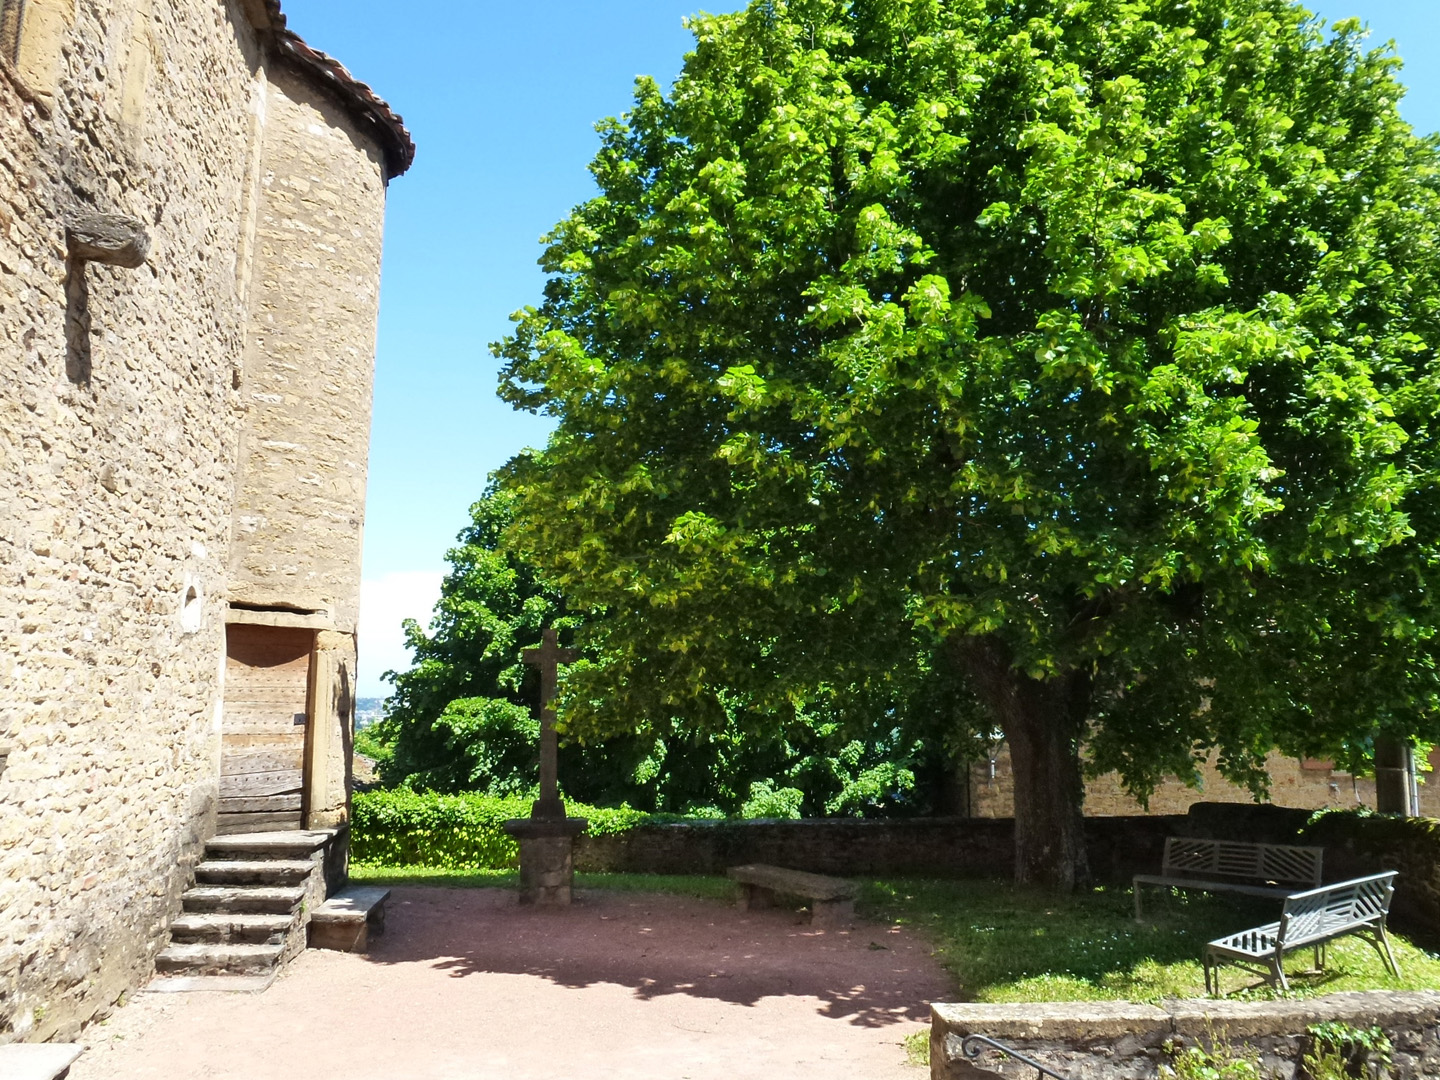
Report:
860,877,1440,1003
348,865,1440,1001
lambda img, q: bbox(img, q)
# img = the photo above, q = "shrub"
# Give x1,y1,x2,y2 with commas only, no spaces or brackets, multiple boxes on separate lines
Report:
350,790,691,869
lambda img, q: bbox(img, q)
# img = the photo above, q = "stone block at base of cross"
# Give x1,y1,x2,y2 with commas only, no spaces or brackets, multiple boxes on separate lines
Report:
726,864,858,927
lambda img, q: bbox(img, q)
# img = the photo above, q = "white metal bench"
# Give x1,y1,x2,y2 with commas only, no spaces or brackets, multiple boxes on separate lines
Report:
726,864,857,927
1133,836,1323,918
1203,872,1400,994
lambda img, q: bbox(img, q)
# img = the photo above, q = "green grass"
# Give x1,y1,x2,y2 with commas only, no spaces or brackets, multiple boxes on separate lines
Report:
350,865,518,888
859,878,1440,1003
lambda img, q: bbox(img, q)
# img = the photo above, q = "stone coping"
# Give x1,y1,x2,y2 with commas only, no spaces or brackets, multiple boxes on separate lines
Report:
502,818,589,840
932,990,1440,1044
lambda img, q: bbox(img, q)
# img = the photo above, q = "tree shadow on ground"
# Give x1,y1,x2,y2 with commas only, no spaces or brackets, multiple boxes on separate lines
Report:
358,885,950,1028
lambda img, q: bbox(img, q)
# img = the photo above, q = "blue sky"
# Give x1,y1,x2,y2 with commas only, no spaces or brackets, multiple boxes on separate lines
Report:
271,1,1440,696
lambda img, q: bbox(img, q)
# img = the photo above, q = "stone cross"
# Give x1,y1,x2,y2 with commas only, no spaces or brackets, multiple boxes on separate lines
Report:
522,627,577,820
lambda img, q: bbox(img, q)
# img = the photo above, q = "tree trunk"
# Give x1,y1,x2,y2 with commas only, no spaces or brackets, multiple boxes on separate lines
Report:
953,636,1090,891
1374,736,1416,816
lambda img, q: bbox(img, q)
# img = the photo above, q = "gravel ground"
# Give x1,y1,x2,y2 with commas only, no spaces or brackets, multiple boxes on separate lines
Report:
71,885,953,1080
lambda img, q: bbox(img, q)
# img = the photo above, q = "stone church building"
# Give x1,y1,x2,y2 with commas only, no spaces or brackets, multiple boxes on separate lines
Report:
0,0,412,1042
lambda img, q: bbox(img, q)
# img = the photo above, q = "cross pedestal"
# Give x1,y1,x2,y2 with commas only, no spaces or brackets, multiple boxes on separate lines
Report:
503,628,587,905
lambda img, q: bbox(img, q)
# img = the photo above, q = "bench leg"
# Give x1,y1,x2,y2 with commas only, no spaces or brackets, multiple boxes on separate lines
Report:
1377,926,1402,979
810,898,854,928
1133,882,1144,920
1271,955,1289,992
736,884,774,911
1203,954,1214,996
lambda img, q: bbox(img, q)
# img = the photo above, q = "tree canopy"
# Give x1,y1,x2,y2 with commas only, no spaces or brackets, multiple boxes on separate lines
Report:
373,486,967,816
498,0,1440,888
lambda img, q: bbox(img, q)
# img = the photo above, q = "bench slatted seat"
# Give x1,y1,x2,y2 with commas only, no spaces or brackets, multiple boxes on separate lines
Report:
1133,837,1323,918
726,864,857,927
1203,871,1400,994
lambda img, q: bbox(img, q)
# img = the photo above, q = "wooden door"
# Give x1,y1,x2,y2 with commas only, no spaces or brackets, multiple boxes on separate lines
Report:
219,624,313,834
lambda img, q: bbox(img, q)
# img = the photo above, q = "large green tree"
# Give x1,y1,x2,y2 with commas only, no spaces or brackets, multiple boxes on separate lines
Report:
375,485,968,814
498,0,1440,888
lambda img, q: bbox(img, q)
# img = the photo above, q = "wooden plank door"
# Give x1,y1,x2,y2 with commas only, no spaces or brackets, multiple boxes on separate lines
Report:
219,624,313,834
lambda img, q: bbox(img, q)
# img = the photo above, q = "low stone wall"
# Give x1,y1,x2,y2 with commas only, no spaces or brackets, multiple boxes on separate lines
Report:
931,992,1440,1078
574,816,1183,883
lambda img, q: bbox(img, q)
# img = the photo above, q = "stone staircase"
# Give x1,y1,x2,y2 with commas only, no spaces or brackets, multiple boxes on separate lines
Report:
150,831,336,990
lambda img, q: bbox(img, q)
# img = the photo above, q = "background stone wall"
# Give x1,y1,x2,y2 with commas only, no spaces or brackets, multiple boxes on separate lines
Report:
968,746,1440,819
575,816,1181,883
0,0,262,1041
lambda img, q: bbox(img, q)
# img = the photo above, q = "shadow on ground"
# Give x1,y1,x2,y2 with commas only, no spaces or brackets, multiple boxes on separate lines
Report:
358,886,951,1027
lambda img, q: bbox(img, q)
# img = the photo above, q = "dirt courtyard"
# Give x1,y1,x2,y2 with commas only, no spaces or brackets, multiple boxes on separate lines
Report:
71,886,953,1080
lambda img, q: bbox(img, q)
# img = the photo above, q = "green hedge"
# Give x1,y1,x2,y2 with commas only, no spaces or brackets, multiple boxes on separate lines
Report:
350,790,668,870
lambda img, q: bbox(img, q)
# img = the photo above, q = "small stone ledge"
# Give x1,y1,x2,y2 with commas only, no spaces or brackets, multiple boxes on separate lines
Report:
930,991,1440,1079
0,1043,84,1080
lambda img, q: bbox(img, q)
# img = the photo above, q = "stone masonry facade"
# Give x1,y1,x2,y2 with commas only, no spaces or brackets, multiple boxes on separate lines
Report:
0,0,410,1043
969,746,1440,820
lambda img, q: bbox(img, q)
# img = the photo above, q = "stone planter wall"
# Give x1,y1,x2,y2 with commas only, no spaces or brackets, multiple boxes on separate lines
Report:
930,992,1440,1079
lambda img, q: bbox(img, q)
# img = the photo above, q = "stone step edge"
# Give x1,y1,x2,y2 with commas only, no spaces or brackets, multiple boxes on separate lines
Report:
194,860,316,874
145,973,277,995
0,1044,84,1080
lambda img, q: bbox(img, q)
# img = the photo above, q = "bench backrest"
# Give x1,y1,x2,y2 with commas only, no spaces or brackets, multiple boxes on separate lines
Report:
1277,872,1397,949
1161,836,1323,888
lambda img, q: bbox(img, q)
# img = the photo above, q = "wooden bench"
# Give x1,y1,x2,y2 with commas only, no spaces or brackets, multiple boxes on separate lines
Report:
1203,872,1400,994
726,864,857,927
1133,836,1323,918
308,886,391,952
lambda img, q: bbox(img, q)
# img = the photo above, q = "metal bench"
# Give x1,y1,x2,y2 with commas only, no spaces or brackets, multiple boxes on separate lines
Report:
1203,872,1400,994
1133,836,1323,918
726,864,857,927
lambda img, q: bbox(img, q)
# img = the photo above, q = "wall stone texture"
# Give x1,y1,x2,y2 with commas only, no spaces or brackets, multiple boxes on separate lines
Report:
931,992,1440,1079
226,63,385,634
575,815,1182,883
970,746,1440,820
0,0,403,1043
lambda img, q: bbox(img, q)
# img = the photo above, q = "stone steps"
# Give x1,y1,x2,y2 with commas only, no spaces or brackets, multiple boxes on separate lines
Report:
204,831,332,861
150,829,336,984
169,913,292,945
194,859,314,886
180,885,305,915
154,943,283,977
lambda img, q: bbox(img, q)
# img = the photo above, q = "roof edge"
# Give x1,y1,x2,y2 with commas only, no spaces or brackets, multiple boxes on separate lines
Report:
261,0,415,180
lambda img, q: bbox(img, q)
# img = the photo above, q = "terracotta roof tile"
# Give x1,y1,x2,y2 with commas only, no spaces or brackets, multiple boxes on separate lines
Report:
263,0,415,179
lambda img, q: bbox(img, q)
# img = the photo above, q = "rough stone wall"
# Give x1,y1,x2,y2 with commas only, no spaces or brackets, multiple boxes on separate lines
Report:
968,746,1440,819
226,63,385,636
0,0,262,1041
0,0,392,1041
931,992,1440,1079
224,63,386,828
574,816,1182,882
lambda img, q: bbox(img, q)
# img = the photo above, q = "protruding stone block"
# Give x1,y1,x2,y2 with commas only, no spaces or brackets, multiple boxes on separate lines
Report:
66,212,151,268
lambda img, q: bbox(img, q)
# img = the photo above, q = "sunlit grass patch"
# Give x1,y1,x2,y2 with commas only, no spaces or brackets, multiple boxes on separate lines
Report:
859,877,1440,1002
